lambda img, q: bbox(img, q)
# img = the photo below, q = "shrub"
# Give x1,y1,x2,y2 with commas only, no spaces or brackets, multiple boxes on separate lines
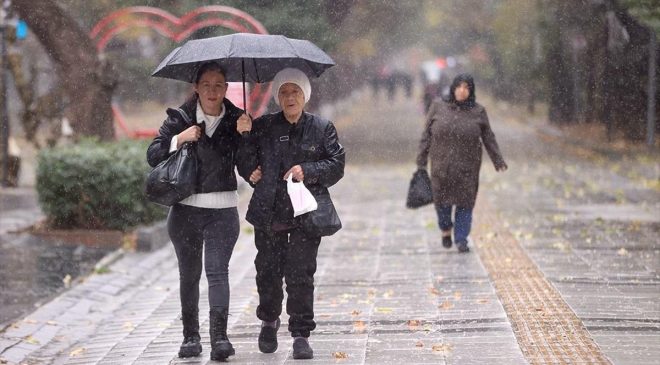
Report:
36,139,166,230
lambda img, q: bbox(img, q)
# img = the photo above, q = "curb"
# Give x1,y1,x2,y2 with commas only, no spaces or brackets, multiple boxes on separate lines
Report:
136,219,169,252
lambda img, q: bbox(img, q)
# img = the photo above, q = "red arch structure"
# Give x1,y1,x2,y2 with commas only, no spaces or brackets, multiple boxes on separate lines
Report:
90,6,271,138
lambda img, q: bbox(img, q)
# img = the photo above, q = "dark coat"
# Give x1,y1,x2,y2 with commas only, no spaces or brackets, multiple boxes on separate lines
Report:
237,112,345,229
146,97,243,193
417,100,506,208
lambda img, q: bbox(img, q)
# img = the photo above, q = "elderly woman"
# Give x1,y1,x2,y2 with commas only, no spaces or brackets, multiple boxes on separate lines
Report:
417,73,507,253
147,62,241,361
236,68,345,360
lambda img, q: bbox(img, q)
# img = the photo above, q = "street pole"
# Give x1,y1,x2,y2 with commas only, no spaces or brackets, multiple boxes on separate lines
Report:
0,0,8,187
647,30,656,147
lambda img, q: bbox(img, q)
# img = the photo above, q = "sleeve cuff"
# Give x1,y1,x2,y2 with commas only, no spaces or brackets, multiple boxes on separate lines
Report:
169,135,179,153
300,162,319,184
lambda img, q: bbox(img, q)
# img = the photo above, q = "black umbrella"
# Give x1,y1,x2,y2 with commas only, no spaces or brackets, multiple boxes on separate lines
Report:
151,33,335,113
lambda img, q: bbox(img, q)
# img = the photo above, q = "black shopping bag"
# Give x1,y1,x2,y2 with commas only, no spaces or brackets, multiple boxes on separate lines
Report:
406,169,433,208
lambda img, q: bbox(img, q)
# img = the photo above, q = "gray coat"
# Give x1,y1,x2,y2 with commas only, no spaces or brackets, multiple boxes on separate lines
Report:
417,100,506,208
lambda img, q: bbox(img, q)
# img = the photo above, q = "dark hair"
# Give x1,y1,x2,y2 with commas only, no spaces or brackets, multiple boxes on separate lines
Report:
194,62,227,84
448,73,476,110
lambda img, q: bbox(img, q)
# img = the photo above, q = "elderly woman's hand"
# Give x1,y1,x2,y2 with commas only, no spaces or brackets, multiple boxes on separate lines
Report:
237,113,252,134
284,165,304,182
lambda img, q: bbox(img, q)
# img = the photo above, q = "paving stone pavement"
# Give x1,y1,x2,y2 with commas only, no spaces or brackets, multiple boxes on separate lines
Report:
477,115,660,365
0,163,528,365
1,90,658,364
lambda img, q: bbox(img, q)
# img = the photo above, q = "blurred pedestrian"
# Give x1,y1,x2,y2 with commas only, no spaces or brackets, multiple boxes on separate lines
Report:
236,68,345,360
146,62,243,361
416,73,507,252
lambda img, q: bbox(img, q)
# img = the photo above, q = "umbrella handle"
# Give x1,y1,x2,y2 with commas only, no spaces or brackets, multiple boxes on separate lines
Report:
241,59,249,138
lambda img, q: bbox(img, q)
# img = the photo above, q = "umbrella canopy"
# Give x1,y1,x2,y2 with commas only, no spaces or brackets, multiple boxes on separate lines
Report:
151,33,335,84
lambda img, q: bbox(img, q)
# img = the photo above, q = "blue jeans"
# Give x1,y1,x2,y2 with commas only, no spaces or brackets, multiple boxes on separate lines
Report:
435,204,473,245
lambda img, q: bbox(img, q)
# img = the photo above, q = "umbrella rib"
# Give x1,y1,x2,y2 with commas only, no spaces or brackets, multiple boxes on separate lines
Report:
228,33,236,58
284,37,299,58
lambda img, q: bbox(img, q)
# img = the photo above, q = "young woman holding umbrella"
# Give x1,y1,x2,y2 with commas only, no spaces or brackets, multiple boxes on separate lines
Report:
236,68,345,360
146,62,243,361
416,73,508,253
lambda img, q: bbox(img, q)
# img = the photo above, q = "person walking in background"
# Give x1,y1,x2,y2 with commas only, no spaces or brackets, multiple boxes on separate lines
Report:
146,62,243,361
236,68,345,360
416,73,507,253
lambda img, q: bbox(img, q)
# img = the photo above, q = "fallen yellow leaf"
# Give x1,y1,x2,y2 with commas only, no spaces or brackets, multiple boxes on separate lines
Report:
432,343,454,354
333,351,349,359
552,214,566,223
69,347,86,357
439,301,454,310
453,291,462,300
552,242,570,252
407,319,420,330
24,336,39,345
62,274,72,288
375,307,393,314
353,321,367,332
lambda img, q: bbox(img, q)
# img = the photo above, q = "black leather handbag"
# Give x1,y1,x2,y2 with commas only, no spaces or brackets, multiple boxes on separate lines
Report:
301,192,342,237
406,168,433,208
145,142,197,206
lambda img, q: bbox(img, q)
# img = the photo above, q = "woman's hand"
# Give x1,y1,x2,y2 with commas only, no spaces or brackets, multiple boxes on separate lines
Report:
237,113,252,134
496,161,508,172
284,165,304,182
177,125,202,147
250,166,262,184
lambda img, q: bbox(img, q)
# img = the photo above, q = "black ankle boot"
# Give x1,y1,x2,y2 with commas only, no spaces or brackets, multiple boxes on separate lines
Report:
442,235,453,248
209,308,235,361
178,311,202,358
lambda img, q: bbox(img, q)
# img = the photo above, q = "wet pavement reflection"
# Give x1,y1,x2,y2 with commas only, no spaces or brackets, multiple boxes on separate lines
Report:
0,233,111,328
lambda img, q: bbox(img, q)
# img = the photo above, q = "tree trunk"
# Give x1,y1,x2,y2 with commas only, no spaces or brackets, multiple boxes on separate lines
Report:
11,0,117,140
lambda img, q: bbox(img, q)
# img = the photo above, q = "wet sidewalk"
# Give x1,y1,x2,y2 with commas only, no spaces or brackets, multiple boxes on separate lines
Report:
0,164,527,365
1,89,658,364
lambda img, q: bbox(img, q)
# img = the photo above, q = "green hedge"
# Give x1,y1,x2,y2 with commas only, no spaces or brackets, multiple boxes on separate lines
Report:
36,139,166,230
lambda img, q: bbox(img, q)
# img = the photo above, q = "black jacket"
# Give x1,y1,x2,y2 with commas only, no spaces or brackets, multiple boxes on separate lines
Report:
237,112,345,229
147,97,244,193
